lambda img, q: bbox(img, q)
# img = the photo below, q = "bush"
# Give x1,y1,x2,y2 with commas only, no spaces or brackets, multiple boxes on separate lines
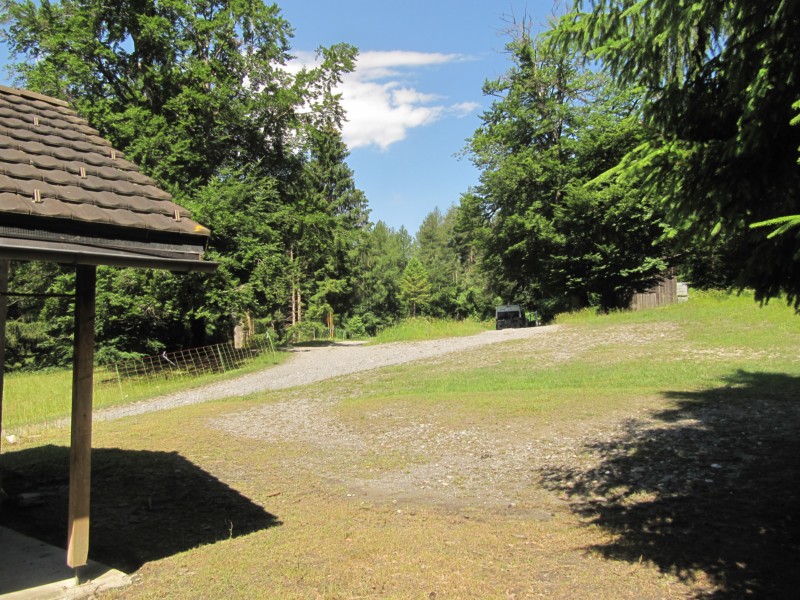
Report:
283,321,328,344
343,315,368,339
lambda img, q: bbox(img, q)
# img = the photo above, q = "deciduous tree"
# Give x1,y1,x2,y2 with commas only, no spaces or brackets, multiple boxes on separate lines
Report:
1,0,366,356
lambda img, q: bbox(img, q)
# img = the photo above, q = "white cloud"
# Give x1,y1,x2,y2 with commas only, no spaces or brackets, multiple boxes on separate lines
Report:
290,50,479,151
451,101,482,117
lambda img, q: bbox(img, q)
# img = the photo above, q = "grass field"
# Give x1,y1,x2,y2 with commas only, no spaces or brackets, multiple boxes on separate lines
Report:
1,291,798,599
371,316,491,344
1,349,286,432
2,319,487,432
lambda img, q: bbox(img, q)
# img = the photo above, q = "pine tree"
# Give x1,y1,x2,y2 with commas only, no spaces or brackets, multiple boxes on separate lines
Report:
399,258,432,318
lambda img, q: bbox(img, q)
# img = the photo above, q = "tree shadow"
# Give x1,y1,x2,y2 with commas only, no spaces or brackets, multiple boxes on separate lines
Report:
538,370,800,599
0,445,280,574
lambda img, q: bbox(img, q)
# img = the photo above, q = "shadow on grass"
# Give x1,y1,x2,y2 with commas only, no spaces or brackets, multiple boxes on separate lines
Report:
0,445,280,573
539,370,800,599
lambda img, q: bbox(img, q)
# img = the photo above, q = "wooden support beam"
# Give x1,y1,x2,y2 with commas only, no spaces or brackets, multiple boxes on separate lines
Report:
0,259,8,502
67,265,96,568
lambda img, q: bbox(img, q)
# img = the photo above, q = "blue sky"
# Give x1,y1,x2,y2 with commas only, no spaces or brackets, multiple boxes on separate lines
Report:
280,0,558,235
0,0,559,236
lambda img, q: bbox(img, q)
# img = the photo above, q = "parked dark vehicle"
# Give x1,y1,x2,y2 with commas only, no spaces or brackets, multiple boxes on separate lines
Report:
495,305,526,329
496,305,542,329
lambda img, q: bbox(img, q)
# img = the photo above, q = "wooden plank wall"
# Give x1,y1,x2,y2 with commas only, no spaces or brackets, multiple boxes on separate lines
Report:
630,274,678,311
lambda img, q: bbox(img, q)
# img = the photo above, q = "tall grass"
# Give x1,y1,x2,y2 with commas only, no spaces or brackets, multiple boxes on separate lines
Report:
1,350,285,432
371,317,491,344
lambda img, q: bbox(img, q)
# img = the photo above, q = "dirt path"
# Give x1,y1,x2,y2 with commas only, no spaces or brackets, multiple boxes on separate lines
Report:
203,318,800,599
103,322,683,515
96,325,557,423
210,322,678,512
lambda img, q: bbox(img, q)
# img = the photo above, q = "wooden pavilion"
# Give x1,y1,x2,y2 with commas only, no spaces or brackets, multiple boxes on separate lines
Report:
0,85,217,571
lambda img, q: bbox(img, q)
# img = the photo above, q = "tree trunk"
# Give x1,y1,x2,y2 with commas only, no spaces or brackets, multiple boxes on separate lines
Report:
296,287,302,323
289,248,296,326
190,316,206,347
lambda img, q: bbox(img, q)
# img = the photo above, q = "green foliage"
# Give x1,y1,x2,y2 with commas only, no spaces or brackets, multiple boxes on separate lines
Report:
297,123,370,326
751,215,800,239
461,29,669,315
414,208,452,316
552,0,800,307
352,221,412,333
3,262,74,370
189,167,286,323
398,258,432,318
371,317,489,344
342,315,368,339
284,320,328,344
0,0,370,362
412,205,495,319
673,230,751,291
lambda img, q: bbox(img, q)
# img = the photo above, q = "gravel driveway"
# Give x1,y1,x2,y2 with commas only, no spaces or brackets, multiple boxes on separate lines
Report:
96,326,557,423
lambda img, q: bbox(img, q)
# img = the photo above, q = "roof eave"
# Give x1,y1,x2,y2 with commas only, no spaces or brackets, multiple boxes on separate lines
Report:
0,237,218,273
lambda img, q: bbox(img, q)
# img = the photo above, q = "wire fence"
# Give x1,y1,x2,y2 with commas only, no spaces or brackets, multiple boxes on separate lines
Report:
99,335,275,402
283,325,354,344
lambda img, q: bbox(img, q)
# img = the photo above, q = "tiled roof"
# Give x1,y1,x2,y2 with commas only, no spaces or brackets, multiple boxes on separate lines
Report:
0,85,215,271
0,85,209,237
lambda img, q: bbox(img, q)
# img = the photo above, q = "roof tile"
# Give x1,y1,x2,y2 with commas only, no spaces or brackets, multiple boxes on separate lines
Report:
0,191,32,214
0,85,210,239
71,202,109,222
29,197,71,218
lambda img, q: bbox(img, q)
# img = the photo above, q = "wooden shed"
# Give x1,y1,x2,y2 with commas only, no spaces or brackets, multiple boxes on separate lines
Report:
0,84,217,571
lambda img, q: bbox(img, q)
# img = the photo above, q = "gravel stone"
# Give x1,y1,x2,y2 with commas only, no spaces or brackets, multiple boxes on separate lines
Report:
96,326,557,423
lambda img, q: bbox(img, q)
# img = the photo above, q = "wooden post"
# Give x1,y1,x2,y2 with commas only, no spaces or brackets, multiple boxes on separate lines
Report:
0,259,9,502
67,265,96,568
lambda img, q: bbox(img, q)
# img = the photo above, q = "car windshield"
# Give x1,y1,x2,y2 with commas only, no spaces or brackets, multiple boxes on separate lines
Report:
497,311,519,319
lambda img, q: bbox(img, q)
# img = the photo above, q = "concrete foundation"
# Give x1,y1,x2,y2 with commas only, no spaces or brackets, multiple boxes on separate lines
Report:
0,527,130,599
